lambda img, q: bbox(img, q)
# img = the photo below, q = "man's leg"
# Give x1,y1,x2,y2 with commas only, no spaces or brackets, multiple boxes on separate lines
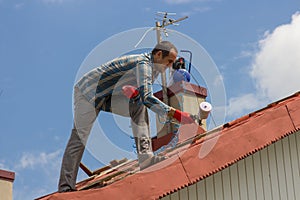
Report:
58,87,99,192
102,94,165,170
129,100,165,170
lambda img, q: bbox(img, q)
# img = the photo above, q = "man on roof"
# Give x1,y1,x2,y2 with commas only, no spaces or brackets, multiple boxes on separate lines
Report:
58,41,195,192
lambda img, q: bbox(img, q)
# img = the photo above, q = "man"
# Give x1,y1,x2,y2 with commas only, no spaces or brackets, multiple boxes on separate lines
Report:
58,41,194,192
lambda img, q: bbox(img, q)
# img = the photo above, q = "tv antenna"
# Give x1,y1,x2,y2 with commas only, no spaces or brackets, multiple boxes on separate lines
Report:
134,12,188,47
155,12,188,41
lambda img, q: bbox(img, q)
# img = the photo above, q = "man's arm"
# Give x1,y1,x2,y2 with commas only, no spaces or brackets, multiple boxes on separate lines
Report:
122,83,195,124
136,60,171,116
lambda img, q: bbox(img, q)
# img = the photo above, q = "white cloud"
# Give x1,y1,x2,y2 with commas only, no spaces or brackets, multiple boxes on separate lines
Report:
12,150,62,200
16,150,62,170
227,12,300,119
227,93,265,118
251,12,300,101
234,50,253,60
1,151,62,200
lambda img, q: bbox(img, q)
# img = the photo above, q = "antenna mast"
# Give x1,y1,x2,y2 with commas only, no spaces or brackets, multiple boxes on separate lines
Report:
155,12,188,133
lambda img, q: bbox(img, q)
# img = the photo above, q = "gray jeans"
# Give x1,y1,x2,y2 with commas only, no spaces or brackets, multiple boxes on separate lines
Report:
58,87,151,191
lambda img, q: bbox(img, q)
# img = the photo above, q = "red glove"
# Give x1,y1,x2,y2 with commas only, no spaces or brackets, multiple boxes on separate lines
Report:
173,109,194,124
122,85,139,99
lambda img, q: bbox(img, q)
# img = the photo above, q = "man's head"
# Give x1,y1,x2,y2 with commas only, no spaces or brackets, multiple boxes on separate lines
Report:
152,41,178,72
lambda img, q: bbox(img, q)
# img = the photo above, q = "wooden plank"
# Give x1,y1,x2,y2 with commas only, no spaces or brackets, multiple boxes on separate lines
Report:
78,170,125,191
79,162,93,177
92,166,111,175
78,160,133,191
96,159,132,177
109,158,128,167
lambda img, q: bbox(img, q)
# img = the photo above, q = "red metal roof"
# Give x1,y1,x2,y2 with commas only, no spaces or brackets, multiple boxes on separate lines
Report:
37,92,300,200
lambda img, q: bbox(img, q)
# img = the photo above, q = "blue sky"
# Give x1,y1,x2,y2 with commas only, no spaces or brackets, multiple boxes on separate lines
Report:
0,0,300,199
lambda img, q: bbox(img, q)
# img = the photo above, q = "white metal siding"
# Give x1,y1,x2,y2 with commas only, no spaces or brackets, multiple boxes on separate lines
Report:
160,131,300,200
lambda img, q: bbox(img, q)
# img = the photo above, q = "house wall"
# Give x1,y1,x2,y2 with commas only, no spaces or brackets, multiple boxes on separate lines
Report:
160,131,300,200
0,179,13,200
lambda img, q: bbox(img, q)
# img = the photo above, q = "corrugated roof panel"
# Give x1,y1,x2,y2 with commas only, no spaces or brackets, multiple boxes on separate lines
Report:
180,103,296,186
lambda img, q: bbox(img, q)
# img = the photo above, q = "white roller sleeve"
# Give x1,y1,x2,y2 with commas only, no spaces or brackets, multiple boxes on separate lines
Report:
198,102,212,120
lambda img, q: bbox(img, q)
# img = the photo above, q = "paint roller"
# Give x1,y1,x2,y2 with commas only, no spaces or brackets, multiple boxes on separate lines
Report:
191,102,212,125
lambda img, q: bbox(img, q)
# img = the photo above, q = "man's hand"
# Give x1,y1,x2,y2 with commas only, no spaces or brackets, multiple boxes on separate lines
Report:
122,85,139,99
169,108,195,124
122,86,194,124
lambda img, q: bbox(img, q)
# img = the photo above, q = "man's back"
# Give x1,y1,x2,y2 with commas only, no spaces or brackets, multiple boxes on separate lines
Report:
75,53,152,107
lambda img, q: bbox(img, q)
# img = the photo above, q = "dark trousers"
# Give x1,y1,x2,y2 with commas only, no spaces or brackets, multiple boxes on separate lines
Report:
58,87,151,191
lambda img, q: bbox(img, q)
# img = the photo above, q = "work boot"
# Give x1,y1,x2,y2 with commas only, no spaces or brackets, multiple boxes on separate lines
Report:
135,136,166,170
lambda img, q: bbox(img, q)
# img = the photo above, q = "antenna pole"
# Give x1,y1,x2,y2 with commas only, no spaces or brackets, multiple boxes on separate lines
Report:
156,18,170,134
155,21,167,105
155,12,188,136
155,21,162,43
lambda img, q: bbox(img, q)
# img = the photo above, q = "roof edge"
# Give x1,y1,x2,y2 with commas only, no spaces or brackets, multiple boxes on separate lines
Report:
158,128,300,199
190,128,300,184
0,169,15,182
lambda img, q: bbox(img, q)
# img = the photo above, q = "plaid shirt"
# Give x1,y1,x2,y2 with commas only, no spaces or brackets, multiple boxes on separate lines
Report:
75,53,171,115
